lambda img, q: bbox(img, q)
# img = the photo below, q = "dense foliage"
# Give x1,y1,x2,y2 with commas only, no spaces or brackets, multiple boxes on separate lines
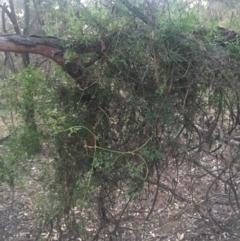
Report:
1,0,240,240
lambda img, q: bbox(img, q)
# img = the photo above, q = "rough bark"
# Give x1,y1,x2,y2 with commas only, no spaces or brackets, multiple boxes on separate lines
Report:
0,33,71,93
0,34,64,64
0,32,117,85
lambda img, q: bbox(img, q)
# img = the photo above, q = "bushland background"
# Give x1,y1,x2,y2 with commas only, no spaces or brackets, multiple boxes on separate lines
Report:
0,0,240,240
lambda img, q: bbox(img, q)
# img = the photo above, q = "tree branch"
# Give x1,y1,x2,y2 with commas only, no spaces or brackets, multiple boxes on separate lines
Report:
0,34,65,66
119,0,151,25
0,32,117,85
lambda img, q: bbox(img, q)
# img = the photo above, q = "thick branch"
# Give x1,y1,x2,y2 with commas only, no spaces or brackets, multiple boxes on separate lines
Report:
0,34,65,66
0,34,87,87
0,33,117,84
0,2,30,66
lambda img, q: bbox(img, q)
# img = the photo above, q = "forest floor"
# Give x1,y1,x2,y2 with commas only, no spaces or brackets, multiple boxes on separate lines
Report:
0,117,240,241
